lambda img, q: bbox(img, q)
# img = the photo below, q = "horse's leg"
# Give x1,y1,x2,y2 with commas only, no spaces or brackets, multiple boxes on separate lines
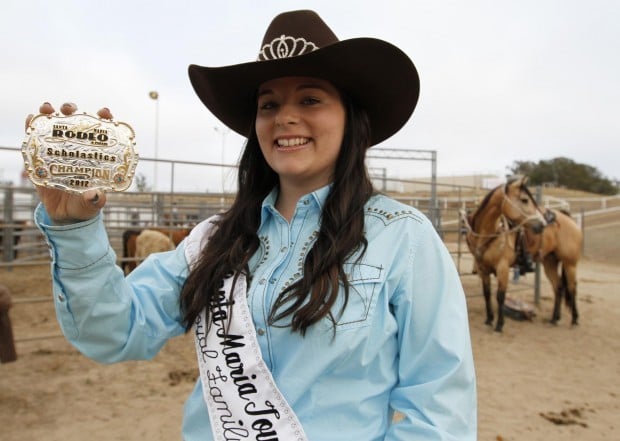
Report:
494,264,510,332
481,272,494,327
127,233,139,274
563,263,579,326
542,254,562,324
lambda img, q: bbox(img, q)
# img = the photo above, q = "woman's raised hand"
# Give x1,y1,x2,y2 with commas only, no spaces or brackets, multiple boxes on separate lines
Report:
25,102,112,225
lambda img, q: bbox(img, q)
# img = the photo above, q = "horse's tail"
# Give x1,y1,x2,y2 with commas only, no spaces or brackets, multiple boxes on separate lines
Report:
560,265,570,308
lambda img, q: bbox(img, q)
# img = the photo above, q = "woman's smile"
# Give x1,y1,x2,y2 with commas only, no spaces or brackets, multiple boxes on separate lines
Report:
275,136,311,150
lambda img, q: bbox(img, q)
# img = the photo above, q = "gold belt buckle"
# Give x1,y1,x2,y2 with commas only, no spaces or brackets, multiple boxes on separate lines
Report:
22,112,138,193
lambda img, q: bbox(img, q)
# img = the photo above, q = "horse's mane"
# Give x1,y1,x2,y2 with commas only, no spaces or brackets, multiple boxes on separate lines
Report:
518,181,538,207
470,183,503,230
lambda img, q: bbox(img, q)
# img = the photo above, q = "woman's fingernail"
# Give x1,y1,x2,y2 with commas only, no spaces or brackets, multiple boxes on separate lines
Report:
60,102,77,115
25,114,34,131
97,107,113,119
39,102,55,114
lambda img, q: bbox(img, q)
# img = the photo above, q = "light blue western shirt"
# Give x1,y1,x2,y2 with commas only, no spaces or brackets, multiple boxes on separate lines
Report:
35,186,476,440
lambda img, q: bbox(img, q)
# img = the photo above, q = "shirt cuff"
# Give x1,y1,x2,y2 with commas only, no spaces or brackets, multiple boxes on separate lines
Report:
34,203,113,269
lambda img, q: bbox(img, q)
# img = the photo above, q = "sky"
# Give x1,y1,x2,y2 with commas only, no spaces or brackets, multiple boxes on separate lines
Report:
1,0,618,192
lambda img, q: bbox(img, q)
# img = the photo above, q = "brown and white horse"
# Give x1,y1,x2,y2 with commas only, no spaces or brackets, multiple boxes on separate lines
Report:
464,176,546,332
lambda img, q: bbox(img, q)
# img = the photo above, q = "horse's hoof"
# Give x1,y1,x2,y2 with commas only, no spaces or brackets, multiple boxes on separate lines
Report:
494,327,503,333
549,319,558,326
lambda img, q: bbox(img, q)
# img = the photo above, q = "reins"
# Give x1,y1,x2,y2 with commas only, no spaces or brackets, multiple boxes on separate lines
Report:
460,210,523,239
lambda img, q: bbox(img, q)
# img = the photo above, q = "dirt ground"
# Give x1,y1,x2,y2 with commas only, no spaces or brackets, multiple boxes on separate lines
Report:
1,252,619,440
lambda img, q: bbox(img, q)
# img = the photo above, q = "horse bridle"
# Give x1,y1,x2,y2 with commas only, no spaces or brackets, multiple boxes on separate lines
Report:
461,184,545,240
499,183,547,230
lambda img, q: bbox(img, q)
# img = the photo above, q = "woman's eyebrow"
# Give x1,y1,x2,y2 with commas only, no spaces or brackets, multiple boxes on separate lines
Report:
258,83,326,97
297,83,325,91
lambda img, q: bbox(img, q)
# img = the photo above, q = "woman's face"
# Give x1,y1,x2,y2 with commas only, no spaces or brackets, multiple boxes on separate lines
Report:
255,76,346,192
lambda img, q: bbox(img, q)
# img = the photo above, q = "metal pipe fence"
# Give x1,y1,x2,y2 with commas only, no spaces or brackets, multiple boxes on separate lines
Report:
3,182,608,270
2,144,617,346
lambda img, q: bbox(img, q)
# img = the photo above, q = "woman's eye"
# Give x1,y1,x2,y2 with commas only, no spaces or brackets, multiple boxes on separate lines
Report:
520,197,529,204
301,96,320,105
258,100,277,110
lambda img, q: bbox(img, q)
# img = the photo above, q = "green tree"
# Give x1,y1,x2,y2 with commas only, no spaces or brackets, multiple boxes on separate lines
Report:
510,157,617,195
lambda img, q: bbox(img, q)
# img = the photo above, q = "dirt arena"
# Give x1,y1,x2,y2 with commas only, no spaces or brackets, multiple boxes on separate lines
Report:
1,243,619,440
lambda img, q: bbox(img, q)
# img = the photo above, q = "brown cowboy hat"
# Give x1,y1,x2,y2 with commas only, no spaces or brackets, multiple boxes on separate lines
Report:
188,9,420,146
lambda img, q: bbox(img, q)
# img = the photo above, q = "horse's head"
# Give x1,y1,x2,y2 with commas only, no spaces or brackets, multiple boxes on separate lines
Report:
501,176,546,233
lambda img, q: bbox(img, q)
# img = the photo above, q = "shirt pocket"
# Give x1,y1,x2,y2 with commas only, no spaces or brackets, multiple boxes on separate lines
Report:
330,262,385,331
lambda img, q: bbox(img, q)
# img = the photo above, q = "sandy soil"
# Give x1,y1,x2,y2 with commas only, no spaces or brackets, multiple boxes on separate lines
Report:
1,254,619,440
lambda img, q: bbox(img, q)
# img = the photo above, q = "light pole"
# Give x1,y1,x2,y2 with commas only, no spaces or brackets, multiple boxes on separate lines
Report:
214,126,230,194
149,90,159,190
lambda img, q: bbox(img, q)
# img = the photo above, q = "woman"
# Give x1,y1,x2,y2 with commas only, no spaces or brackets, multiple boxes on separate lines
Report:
31,10,476,440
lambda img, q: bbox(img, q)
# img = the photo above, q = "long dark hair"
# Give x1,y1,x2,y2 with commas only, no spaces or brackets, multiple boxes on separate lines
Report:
180,94,374,335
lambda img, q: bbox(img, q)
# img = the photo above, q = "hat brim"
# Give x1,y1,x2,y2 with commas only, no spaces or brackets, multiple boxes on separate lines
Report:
188,38,419,146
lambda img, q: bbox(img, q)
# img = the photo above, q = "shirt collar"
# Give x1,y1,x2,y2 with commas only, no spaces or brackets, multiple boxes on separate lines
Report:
308,183,332,210
259,184,332,227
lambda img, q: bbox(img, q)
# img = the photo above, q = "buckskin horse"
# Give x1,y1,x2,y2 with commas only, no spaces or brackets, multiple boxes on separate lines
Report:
523,208,583,326
121,227,192,274
463,176,546,332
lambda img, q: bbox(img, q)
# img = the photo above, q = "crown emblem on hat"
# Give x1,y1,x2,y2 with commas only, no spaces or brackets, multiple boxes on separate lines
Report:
258,34,319,61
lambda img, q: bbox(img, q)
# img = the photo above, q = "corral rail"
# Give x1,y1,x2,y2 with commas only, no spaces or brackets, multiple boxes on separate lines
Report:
1,184,618,347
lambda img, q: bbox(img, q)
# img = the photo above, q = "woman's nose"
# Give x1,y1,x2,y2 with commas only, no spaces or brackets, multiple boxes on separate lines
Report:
275,103,299,126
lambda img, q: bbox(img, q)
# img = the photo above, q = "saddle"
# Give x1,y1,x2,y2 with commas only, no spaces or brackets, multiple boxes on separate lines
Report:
544,209,557,224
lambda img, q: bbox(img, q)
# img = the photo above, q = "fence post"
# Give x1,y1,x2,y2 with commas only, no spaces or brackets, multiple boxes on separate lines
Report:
155,193,164,225
430,150,439,231
0,284,17,363
2,186,15,263
533,186,543,306
581,207,585,255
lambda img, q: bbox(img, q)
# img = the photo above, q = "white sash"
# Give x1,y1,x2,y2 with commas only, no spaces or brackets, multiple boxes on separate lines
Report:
187,218,308,441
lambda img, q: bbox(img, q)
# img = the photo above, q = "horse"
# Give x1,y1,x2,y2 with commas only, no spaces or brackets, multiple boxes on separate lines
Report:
0,220,28,260
463,176,546,332
121,227,192,274
522,208,582,326
134,230,176,265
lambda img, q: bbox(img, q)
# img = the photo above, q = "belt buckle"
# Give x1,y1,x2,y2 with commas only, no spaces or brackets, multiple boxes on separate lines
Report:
21,112,138,193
